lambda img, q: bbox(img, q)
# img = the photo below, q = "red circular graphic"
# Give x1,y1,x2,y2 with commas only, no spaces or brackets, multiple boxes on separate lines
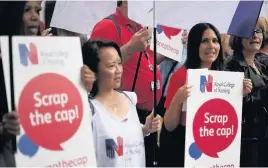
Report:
193,98,238,158
18,73,83,151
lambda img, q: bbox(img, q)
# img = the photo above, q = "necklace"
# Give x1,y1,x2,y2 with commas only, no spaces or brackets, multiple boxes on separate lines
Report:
96,93,119,115
101,101,118,116
111,106,117,114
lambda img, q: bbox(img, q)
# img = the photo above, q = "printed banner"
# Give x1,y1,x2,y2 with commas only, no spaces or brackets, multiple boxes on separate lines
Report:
150,24,184,62
184,69,243,168
2,36,96,167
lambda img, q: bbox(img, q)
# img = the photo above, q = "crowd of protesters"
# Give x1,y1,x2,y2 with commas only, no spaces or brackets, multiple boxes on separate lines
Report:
1,1,268,167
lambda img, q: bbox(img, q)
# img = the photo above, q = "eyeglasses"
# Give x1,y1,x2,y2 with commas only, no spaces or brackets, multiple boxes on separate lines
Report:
252,29,263,36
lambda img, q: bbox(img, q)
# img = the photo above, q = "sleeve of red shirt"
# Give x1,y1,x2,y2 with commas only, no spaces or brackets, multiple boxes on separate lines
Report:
90,19,121,46
164,67,186,109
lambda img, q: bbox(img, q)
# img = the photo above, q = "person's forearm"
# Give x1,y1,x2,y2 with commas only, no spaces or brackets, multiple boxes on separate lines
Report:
120,42,135,64
164,96,183,132
121,42,166,65
141,124,150,137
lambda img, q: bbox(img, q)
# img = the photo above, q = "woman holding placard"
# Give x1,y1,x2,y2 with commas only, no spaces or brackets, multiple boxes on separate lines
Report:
21,1,52,36
162,22,224,167
163,22,252,167
224,18,268,167
81,39,162,167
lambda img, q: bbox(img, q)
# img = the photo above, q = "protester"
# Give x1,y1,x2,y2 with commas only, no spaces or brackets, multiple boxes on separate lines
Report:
90,0,163,118
81,39,161,167
90,1,163,166
0,56,21,167
224,18,268,167
0,1,66,166
0,1,26,166
157,30,188,167
163,23,252,167
22,1,52,36
163,23,224,167
255,17,268,66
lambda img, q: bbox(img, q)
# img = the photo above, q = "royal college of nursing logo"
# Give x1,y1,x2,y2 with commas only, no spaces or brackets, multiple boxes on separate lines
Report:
19,42,38,67
105,137,124,159
200,75,213,93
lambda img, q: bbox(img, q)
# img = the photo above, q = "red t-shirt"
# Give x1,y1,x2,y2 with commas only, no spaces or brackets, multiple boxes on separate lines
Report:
90,8,162,111
164,66,187,109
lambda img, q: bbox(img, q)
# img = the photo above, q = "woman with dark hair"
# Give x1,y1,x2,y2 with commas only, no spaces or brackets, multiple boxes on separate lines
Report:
21,1,52,36
184,23,224,70
81,39,161,167
224,18,268,167
162,23,251,167
162,22,224,167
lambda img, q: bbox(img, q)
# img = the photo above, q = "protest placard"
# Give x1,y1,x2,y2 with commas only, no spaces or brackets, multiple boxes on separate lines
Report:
184,69,243,168
1,36,96,167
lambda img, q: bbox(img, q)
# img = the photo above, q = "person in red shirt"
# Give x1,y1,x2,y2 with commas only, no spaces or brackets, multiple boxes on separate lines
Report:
90,1,164,166
162,23,252,167
90,1,163,117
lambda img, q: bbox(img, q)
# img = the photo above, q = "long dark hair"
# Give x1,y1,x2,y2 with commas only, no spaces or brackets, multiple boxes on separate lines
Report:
185,23,224,70
0,1,26,36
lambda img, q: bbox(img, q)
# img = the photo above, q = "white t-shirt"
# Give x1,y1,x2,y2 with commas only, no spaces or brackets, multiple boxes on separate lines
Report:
90,91,145,167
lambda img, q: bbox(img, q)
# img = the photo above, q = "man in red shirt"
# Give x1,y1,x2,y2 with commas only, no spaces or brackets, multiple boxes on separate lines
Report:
90,1,164,166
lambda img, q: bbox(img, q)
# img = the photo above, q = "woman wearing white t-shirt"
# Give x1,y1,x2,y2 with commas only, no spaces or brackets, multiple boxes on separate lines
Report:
81,39,162,167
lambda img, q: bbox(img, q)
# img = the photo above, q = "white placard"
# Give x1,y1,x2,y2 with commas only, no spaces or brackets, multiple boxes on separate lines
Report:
2,36,97,167
150,25,184,62
50,1,116,35
184,69,243,168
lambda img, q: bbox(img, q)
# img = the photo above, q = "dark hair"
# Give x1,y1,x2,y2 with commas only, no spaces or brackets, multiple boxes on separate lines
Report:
117,1,123,7
20,2,42,36
45,0,56,29
0,1,26,36
82,39,122,98
185,23,224,70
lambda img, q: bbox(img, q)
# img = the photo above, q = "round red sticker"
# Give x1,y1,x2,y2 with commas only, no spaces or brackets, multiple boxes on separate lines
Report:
193,98,238,158
18,73,83,151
